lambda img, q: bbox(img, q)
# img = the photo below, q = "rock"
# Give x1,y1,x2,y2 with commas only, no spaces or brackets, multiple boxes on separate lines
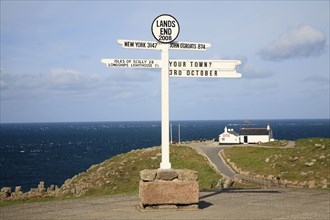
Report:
304,162,314,167
156,169,178,181
139,180,199,205
319,155,326,159
299,181,307,187
225,178,234,188
308,180,316,188
1,187,12,194
289,156,300,162
97,166,105,173
140,169,157,181
300,172,307,176
15,186,21,193
48,184,55,191
265,158,270,163
38,181,45,188
38,181,46,193
177,169,198,181
0,187,11,198
268,175,274,179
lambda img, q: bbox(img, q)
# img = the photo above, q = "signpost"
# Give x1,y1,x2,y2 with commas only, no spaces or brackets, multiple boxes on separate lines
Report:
101,15,241,170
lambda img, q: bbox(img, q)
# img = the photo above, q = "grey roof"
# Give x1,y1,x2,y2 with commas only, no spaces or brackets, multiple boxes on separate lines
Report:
239,128,270,136
228,130,239,136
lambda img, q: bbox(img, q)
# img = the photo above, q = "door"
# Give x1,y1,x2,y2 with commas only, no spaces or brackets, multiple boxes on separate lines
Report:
244,136,248,143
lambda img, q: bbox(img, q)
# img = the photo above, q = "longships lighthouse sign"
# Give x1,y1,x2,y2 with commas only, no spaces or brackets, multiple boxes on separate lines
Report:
101,14,242,169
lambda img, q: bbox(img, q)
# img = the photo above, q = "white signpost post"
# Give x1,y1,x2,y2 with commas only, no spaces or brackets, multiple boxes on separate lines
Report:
101,15,241,170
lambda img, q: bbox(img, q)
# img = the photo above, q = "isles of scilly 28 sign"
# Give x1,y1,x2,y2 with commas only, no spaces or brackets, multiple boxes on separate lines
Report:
151,14,180,43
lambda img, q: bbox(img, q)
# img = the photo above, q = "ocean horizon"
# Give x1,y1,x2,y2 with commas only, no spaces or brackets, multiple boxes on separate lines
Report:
1,119,329,192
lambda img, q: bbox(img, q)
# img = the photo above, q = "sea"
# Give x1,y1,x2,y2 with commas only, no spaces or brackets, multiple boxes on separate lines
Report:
0,119,329,192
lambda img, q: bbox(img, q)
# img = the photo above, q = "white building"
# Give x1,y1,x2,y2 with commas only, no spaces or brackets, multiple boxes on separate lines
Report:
219,125,273,144
219,126,240,144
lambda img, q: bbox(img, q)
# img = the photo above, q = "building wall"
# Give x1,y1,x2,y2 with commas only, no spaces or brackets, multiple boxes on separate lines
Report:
219,133,240,144
240,135,270,144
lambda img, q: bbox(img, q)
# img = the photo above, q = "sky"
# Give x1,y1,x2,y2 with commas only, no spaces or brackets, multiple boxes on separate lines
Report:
1,0,329,123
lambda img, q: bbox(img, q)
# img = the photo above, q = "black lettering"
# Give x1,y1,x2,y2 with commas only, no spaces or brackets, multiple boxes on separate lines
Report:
135,42,146,48
171,21,176,27
160,28,172,35
124,42,134,47
158,20,175,27
170,42,179,48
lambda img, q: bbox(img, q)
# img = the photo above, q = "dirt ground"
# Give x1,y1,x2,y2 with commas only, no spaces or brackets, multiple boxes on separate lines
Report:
1,188,329,220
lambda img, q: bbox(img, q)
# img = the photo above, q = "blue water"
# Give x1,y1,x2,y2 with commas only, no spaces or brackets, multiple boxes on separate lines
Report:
0,119,329,192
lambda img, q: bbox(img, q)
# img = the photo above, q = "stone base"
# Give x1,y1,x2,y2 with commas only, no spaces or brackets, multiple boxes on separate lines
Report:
139,169,199,210
137,203,199,211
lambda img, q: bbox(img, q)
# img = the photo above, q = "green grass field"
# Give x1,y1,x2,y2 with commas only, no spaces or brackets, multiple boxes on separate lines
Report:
224,138,329,188
64,145,221,197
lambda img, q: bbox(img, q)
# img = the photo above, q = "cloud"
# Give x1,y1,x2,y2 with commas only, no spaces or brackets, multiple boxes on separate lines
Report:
0,69,45,90
1,68,158,103
107,70,156,83
302,75,330,86
48,68,101,90
233,57,274,79
0,69,7,89
0,68,105,100
259,25,327,61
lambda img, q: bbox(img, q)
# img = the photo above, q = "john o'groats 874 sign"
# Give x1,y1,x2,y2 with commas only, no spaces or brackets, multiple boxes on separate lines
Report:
151,14,180,43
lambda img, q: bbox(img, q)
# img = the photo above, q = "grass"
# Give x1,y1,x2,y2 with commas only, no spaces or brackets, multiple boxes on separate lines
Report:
0,195,59,207
224,138,330,188
63,145,221,197
260,140,288,147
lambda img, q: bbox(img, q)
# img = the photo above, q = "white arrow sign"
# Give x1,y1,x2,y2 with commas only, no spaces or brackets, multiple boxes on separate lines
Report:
117,40,161,50
169,60,241,70
101,59,162,68
117,39,211,51
168,59,241,78
169,42,211,51
101,59,241,77
169,69,241,78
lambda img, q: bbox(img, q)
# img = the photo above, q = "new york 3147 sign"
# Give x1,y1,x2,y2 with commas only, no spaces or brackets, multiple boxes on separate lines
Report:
101,15,241,169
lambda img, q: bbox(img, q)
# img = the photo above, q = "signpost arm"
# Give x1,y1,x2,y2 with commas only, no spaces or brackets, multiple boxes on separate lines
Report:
160,43,171,169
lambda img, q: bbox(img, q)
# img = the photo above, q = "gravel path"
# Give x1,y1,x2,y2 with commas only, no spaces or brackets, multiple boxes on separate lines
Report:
1,189,329,219
183,141,237,177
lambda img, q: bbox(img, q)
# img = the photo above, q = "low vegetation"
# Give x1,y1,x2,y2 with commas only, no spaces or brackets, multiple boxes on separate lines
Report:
61,145,221,197
224,138,329,188
260,140,288,147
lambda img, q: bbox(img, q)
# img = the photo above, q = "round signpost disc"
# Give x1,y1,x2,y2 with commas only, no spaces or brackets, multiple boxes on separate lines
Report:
151,14,180,43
